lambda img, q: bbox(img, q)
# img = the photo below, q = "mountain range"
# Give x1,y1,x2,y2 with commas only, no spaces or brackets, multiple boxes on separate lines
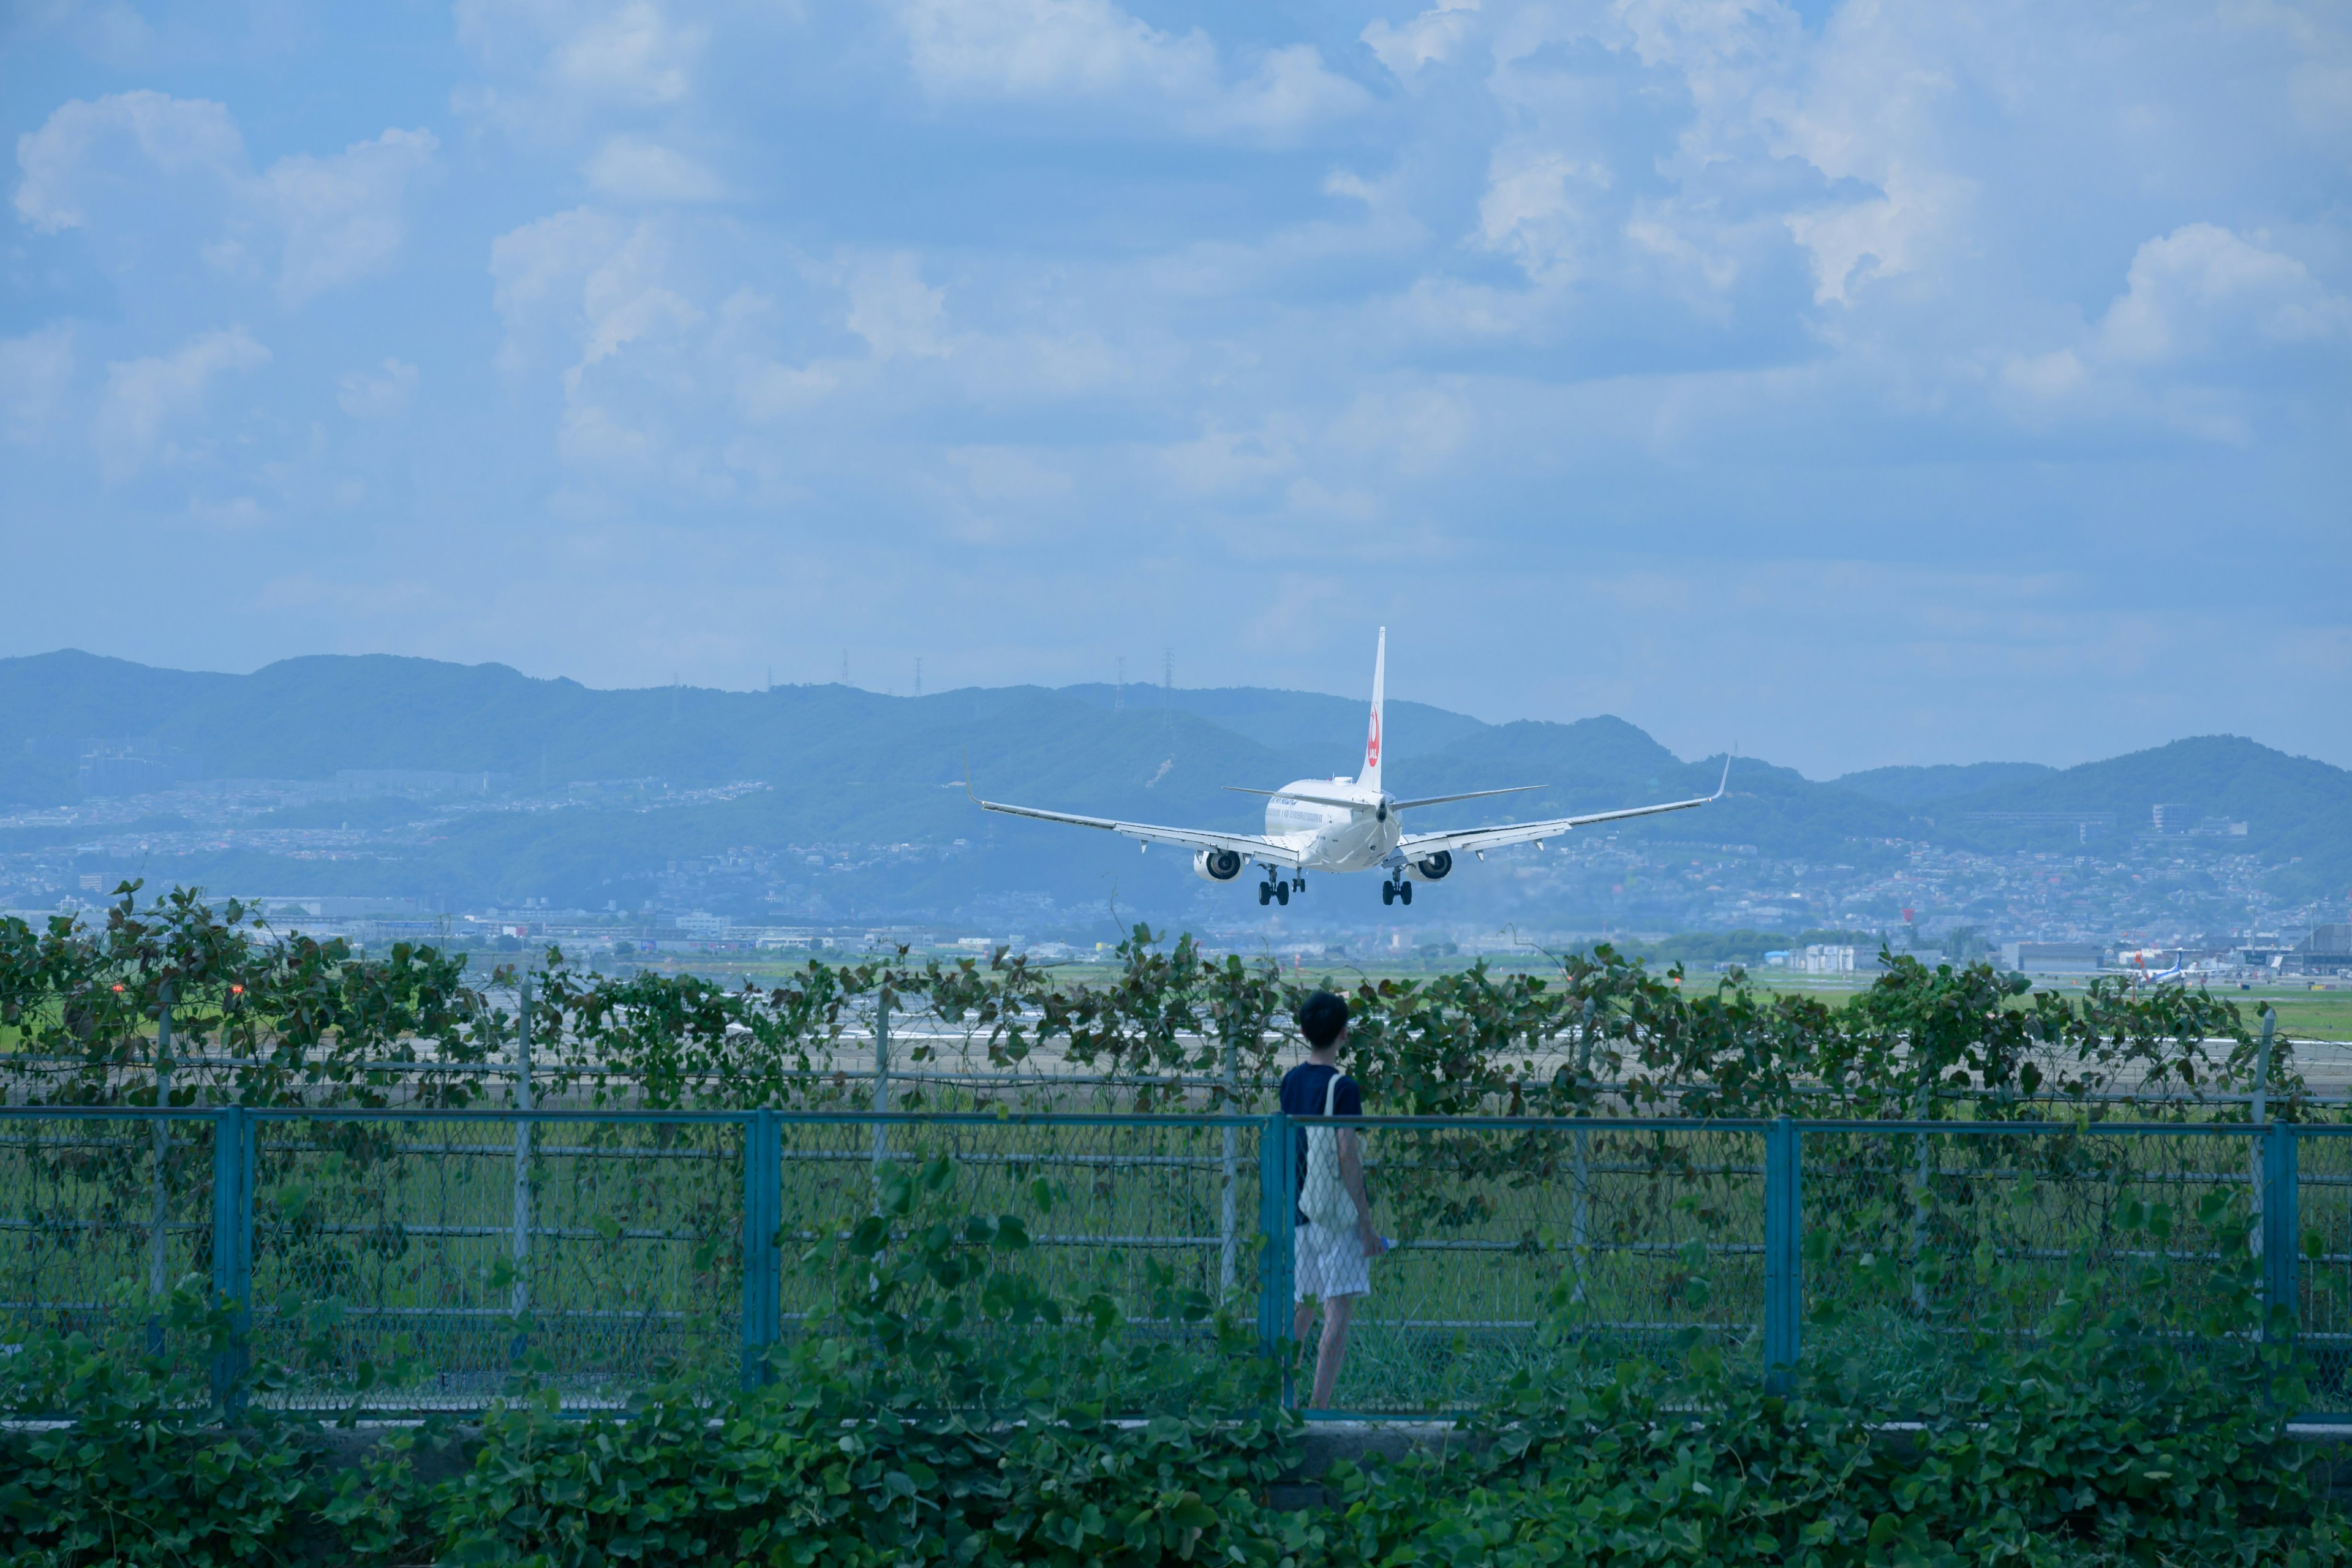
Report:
1,650,2345,928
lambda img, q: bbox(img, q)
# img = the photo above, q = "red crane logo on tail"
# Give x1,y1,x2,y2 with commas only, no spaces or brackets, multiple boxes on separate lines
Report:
1366,709,1381,768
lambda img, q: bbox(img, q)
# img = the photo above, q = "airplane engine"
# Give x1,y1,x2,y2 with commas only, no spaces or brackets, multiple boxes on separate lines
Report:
1193,848,1245,883
1404,850,1453,881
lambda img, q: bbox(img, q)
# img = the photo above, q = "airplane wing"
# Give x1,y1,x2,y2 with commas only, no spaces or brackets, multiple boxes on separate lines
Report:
974,796,1310,867
1398,758,1733,859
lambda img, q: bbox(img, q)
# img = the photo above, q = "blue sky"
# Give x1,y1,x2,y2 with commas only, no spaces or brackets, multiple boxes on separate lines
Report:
4,0,2347,778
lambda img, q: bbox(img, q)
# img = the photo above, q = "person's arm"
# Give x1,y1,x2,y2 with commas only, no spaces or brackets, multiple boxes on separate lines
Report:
1337,1129,1385,1257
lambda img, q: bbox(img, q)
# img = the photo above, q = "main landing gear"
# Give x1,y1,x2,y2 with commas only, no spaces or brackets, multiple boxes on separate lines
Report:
1381,878,1412,907
1258,873,1302,907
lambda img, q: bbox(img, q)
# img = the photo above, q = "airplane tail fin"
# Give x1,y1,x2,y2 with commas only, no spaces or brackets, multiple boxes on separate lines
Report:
1358,627,1386,793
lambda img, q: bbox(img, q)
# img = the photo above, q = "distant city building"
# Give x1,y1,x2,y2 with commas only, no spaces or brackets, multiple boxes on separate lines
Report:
2000,941,2108,974
2149,804,2248,837
1792,944,1860,973
1961,811,2116,844
335,769,514,796
2300,925,2352,974
257,895,423,918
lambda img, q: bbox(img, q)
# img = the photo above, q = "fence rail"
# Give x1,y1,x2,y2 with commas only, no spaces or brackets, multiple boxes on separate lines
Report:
4,1106,2347,1417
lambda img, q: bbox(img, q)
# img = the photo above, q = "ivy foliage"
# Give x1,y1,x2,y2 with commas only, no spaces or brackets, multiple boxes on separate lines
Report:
0,1286,315,1568
1325,1193,2345,1568
0,1153,1315,1568
1,881,491,1108
6,1155,2352,1566
0,886,2296,1120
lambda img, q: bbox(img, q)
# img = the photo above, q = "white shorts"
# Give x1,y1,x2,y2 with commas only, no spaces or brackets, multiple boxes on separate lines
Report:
1294,1219,1371,1302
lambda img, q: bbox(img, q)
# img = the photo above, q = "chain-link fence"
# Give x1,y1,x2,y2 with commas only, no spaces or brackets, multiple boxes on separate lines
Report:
1,1107,2335,1417
0,1109,217,1389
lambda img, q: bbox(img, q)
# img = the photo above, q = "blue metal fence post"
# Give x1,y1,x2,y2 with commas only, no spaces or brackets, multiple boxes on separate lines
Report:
1763,1116,1801,1392
209,1106,252,1412
2264,1122,2298,1335
741,1109,781,1390
1257,1114,1294,1365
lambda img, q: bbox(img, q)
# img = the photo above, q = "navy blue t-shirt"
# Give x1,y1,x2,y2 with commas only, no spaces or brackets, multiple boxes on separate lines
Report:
1280,1061,1362,1224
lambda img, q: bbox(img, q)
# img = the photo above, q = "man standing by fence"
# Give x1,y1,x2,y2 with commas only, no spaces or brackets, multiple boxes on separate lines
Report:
1283,990,1387,1408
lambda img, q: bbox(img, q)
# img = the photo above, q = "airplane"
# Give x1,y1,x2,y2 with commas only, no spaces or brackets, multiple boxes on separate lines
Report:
968,628,1732,907
2114,949,2188,987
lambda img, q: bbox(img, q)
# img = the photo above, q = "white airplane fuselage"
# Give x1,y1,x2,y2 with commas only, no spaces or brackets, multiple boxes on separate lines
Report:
1262,778,1402,873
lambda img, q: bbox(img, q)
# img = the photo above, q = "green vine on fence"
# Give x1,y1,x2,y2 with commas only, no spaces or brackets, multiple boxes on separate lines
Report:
8,1152,2352,1566
0,883,2296,1120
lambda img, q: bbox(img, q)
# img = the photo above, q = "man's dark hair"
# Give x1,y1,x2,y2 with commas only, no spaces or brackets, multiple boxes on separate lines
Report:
1297,990,1349,1050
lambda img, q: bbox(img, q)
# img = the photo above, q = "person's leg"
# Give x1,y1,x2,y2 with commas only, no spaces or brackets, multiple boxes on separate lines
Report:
1310,1292,1358,1409
1292,1294,1319,1344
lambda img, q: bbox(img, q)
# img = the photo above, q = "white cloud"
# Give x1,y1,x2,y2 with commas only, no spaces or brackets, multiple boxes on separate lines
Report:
2097,223,2352,365
0,325,76,443
584,135,726,203
456,0,709,128
488,208,727,480
488,206,630,373
1208,45,1373,137
91,326,270,480
337,358,420,418
1995,222,2352,440
895,0,1365,138
845,254,948,359
1783,172,1969,305
1476,145,1611,284
13,89,244,232
12,93,437,304
259,128,440,304
900,0,1216,99
549,1,706,106
1362,0,1480,80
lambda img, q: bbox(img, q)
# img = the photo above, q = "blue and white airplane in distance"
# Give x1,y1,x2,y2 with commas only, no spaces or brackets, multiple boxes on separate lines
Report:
971,628,1732,908
2115,949,2190,986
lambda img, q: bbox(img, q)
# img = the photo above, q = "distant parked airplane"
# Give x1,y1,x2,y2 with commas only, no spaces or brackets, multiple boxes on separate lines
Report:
970,629,1731,907
2116,949,2188,986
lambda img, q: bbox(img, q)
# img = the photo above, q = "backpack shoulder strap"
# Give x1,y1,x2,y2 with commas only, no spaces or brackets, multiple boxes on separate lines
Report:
1322,1071,1340,1118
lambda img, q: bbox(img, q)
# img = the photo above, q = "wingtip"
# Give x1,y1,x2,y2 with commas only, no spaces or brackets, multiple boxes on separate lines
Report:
963,747,979,805
1714,750,1735,799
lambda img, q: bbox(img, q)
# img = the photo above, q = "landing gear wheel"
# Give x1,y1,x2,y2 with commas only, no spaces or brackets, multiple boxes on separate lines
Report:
1399,881,1413,906
1381,882,1396,907
1275,883,1289,907
1257,883,1272,906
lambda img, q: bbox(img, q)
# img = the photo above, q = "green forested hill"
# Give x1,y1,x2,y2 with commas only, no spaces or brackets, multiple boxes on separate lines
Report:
1832,761,2056,805
2,652,2345,921
1921,737,2352,902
